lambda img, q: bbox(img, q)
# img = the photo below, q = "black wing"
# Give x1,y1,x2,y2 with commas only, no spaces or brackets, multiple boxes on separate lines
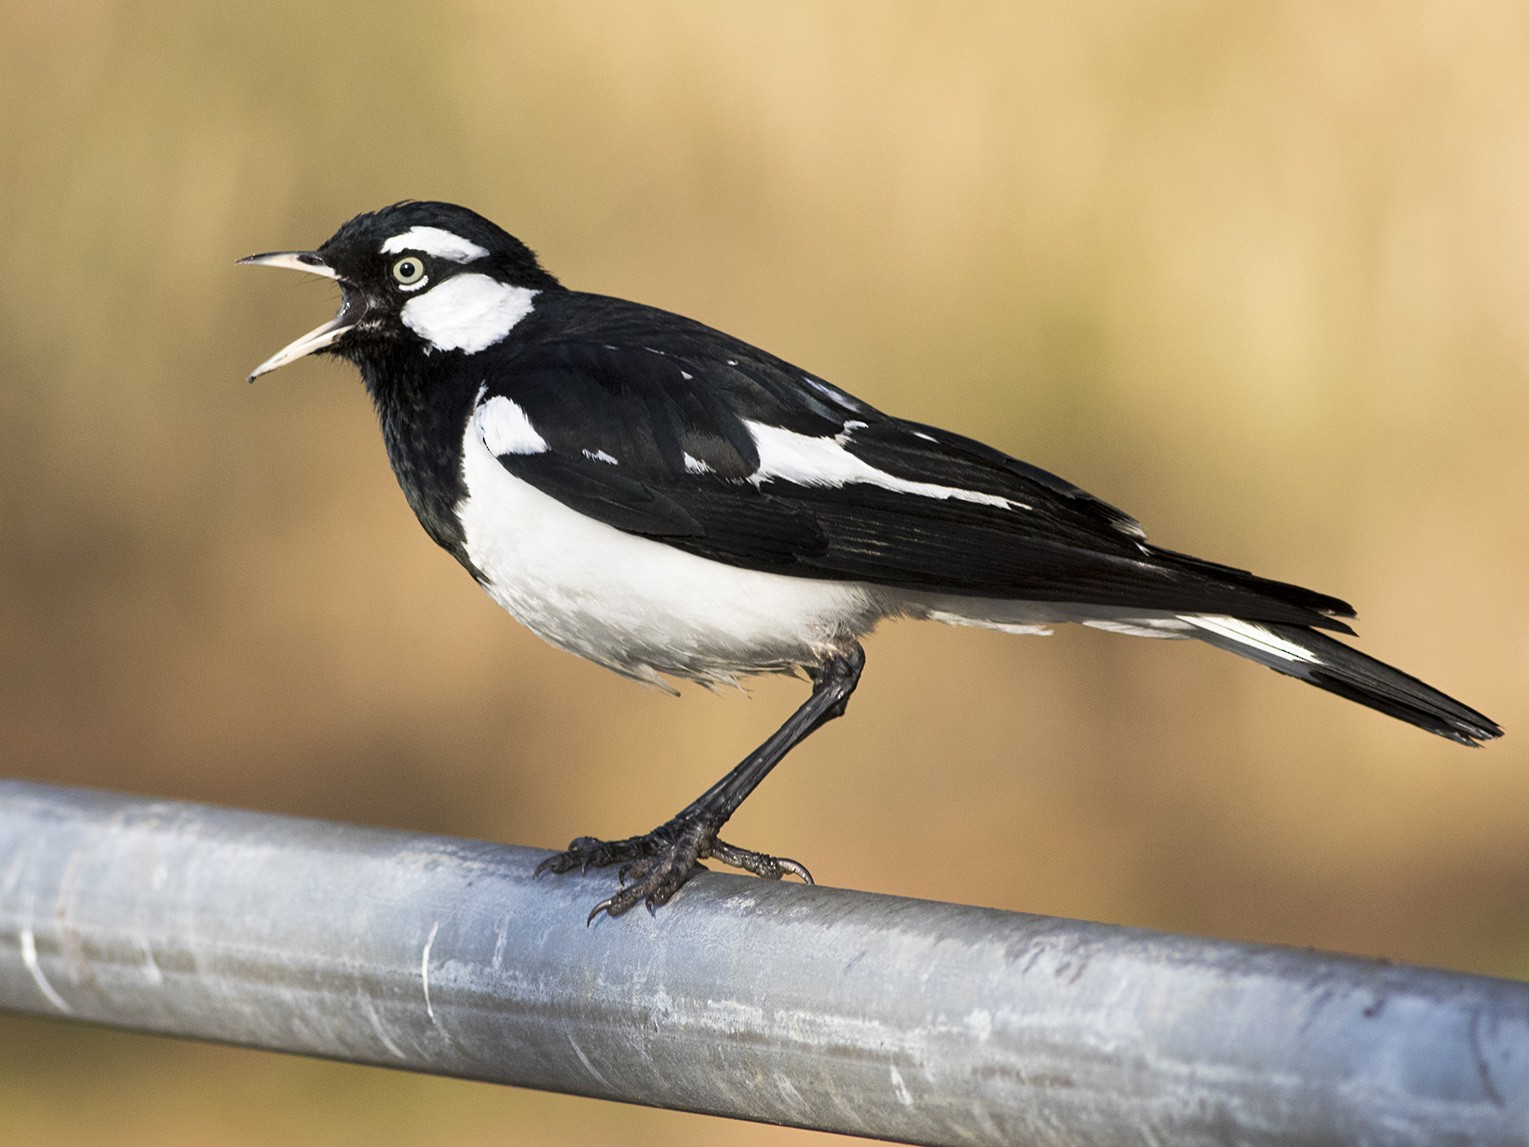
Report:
481,297,1355,630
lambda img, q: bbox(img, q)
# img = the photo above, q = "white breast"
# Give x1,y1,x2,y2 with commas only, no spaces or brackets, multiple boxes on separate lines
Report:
456,411,886,687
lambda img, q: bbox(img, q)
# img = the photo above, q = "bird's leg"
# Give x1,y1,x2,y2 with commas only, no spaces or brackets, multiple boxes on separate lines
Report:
536,642,865,920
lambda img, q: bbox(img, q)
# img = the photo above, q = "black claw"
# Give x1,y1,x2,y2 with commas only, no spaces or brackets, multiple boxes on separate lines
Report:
533,644,860,919
777,857,814,884
539,823,817,920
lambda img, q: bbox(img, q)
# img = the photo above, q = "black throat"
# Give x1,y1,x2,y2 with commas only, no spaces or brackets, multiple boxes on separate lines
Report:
348,343,486,578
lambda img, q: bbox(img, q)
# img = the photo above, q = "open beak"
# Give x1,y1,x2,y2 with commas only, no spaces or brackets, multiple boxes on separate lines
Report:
238,251,362,381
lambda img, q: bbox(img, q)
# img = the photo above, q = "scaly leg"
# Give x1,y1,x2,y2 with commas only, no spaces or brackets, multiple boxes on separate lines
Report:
536,643,866,920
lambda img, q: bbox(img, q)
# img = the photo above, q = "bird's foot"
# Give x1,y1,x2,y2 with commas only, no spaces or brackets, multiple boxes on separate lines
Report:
535,820,812,921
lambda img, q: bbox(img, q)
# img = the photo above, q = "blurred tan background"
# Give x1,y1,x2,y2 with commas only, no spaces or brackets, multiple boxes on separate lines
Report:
2,1,1527,1143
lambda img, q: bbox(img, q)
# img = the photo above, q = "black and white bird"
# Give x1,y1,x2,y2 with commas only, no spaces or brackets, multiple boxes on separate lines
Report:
242,201,1501,919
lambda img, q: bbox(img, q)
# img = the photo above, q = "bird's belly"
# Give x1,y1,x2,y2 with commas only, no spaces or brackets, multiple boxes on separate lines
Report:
456,432,883,686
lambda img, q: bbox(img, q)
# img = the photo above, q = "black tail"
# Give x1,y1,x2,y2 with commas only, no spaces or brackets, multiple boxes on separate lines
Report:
1185,617,1502,746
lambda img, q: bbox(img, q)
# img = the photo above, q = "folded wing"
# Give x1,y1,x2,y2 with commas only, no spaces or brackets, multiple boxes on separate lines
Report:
481,327,1356,631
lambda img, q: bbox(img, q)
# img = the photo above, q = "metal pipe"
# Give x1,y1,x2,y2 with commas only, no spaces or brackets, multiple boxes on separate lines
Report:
0,780,1525,1145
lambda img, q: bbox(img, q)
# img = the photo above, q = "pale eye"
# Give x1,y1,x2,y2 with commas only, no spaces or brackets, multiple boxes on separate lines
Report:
391,256,427,286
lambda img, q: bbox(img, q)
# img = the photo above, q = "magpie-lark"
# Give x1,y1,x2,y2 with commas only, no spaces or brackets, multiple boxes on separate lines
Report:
242,201,1501,920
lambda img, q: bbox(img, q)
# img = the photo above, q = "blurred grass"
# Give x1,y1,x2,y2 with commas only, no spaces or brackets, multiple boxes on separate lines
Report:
2,1,1528,1143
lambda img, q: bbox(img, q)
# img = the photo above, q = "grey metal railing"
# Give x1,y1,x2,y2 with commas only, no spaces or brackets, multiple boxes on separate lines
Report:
0,779,1525,1145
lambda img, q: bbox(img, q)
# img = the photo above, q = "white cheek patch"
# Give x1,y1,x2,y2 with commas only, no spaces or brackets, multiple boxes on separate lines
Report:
401,276,537,353
477,395,547,455
744,421,1022,510
381,226,489,263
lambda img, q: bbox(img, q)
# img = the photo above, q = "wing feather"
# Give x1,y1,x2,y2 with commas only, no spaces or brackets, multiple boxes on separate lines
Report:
481,320,1355,630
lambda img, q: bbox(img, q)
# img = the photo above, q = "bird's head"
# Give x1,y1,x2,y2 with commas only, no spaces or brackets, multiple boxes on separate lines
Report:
240,201,560,381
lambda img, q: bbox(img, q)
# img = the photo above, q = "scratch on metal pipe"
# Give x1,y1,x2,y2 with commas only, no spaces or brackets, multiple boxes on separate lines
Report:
139,937,164,986
54,847,91,986
19,925,71,1012
491,913,510,969
360,994,407,1061
421,921,440,1021
567,1033,613,1090
772,1070,809,1115
1470,1007,1506,1108
0,852,24,899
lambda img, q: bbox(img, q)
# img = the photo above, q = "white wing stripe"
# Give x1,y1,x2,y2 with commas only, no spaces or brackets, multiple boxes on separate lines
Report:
744,421,1023,510
478,395,548,455
1182,615,1319,663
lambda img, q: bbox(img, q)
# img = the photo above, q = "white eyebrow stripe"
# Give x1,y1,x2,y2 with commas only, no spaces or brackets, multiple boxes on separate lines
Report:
477,395,548,455
744,421,1024,510
381,226,490,263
